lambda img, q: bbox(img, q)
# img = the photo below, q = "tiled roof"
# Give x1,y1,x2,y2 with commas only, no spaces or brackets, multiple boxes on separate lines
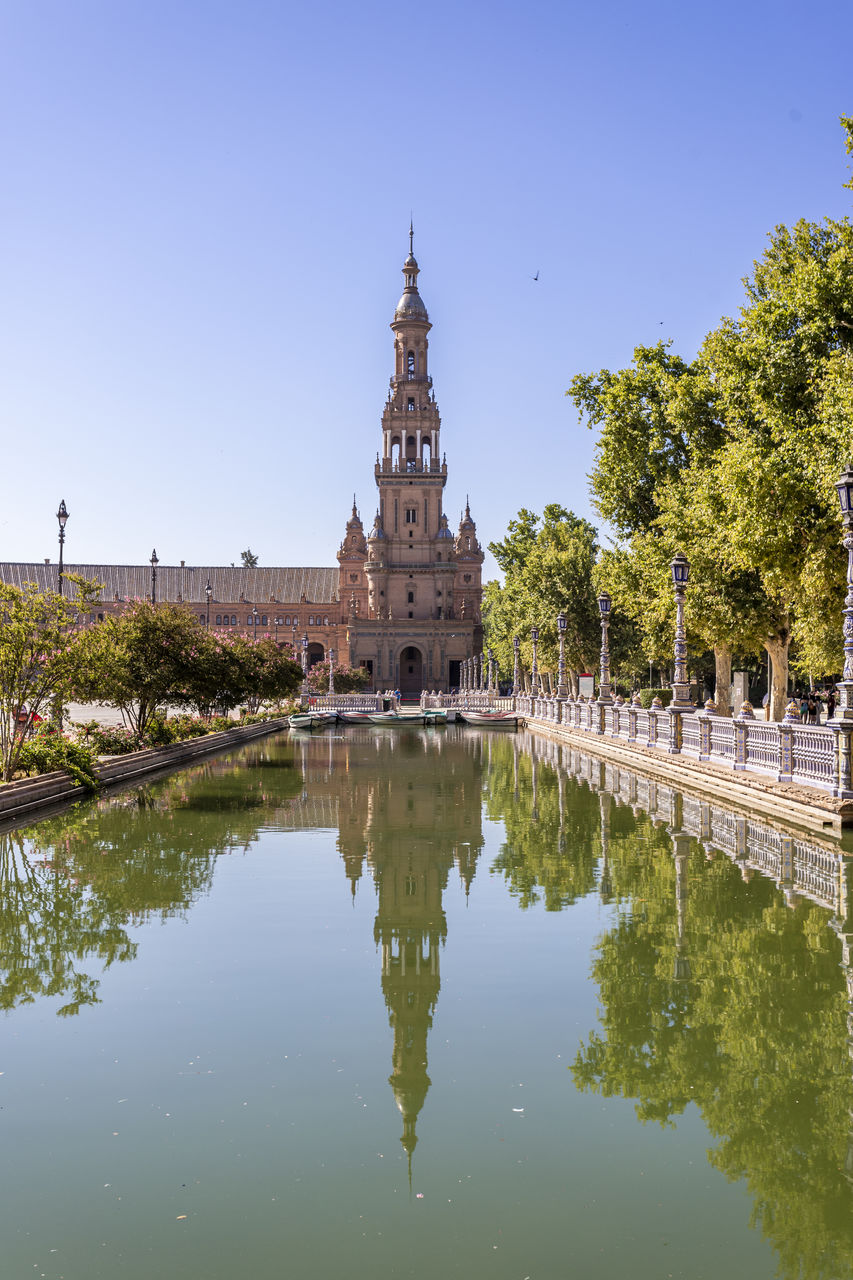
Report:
0,563,340,604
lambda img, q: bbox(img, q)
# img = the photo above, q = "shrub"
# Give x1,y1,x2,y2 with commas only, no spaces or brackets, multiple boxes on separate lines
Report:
74,720,141,755
17,725,99,790
637,687,673,709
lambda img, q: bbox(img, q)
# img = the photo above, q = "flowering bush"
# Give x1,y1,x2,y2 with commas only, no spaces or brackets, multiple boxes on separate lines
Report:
17,724,99,790
76,722,141,755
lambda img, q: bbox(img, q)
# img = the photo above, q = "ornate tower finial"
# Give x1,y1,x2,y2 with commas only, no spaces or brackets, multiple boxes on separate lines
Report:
409,217,414,257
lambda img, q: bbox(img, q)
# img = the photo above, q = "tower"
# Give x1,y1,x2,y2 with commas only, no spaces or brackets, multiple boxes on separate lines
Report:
336,229,484,693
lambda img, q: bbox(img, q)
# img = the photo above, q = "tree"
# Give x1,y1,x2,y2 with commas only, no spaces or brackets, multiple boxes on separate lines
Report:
485,505,639,695
240,549,259,568
696,214,853,711
306,659,371,695
68,601,211,736
0,576,98,781
221,634,303,710
486,506,602,691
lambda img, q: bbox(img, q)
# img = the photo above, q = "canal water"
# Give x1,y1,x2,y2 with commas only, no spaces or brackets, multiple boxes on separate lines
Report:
1,726,851,1280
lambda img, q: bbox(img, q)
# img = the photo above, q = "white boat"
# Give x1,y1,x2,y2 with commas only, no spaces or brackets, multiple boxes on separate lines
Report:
289,711,339,731
367,710,447,726
460,710,518,728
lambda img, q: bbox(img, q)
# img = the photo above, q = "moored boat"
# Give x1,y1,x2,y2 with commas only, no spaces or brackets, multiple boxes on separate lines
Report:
460,710,518,728
289,711,339,731
336,709,376,724
367,710,447,726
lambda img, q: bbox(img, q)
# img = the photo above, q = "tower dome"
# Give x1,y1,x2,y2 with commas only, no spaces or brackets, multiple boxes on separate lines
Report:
395,222,429,321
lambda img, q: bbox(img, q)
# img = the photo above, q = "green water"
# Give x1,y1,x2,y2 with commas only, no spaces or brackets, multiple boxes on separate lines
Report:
1,726,851,1280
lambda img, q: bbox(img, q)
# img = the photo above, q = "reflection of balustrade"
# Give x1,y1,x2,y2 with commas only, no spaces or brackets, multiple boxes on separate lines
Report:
534,736,847,914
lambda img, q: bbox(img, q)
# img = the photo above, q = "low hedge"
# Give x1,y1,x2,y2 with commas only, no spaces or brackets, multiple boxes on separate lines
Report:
637,688,673,709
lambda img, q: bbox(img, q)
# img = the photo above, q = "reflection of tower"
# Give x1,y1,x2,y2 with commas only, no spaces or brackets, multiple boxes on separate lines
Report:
375,856,445,1171
362,732,485,1172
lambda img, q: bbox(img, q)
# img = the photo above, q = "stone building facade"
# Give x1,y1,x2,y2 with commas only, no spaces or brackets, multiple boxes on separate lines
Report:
0,233,483,693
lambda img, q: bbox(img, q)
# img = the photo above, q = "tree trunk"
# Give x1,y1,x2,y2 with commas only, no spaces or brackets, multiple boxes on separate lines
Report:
764,631,790,721
713,645,732,717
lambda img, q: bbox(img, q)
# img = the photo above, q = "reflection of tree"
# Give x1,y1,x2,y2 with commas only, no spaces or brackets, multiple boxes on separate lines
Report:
566,804,853,1280
0,741,303,1016
484,738,605,909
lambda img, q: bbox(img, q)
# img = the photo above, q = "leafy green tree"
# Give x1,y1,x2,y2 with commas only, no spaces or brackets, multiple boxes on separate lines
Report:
68,601,210,736
240,549,259,567
0,576,99,781
485,505,625,694
221,634,303,710
306,659,371,695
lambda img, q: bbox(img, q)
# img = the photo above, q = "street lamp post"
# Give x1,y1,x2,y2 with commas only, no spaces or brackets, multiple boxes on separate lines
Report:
512,635,520,697
830,464,853,796
478,653,484,692
530,627,539,698
597,592,613,705
56,500,69,596
301,632,309,696
670,552,691,708
150,549,159,605
487,647,494,694
328,647,335,698
252,605,259,642
557,611,568,699
205,578,212,628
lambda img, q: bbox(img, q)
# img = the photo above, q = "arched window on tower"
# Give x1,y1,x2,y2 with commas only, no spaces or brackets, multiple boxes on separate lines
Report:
407,397,415,412
391,437,401,468
421,438,432,467
407,350,415,375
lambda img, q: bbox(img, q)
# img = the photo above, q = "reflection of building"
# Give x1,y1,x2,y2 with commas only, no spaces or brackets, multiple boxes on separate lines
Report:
1,232,483,692
286,728,485,1165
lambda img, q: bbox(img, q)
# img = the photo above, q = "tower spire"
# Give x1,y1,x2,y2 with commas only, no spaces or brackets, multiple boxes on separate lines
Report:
409,217,414,258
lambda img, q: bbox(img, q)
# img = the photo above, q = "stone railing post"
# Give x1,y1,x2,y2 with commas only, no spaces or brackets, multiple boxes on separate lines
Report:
734,700,754,771
698,698,715,761
667,706,684,754
778,700,799,782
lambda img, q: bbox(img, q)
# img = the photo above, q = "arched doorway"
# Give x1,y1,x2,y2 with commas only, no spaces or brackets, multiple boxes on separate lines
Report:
399,645,424,697
306,643,325,669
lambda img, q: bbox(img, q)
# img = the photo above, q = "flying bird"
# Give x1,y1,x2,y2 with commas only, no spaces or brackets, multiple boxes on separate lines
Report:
530,270,539,281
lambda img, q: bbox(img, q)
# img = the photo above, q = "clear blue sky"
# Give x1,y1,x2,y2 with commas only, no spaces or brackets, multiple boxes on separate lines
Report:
2,0,851,582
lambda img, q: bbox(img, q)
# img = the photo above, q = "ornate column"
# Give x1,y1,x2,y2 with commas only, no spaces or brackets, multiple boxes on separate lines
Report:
530,627,540,699
668,552,692,754
597,593,613,723
832,464,853,798
556,610,568,700
512,635,520,698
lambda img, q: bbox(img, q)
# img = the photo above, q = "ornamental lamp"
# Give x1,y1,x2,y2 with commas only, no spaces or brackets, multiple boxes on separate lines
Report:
671,551,689,588
531,626,539,642
56,499,69,531
836,463,853,526
513,635,520,651
597,592,611,617
557,611,567,634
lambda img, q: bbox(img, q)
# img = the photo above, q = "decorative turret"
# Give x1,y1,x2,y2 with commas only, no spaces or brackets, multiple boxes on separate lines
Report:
455,498,482,558
337,497,367,560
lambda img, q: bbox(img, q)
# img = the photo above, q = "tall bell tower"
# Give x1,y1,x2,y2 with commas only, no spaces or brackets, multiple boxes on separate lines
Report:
336,229,483,693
